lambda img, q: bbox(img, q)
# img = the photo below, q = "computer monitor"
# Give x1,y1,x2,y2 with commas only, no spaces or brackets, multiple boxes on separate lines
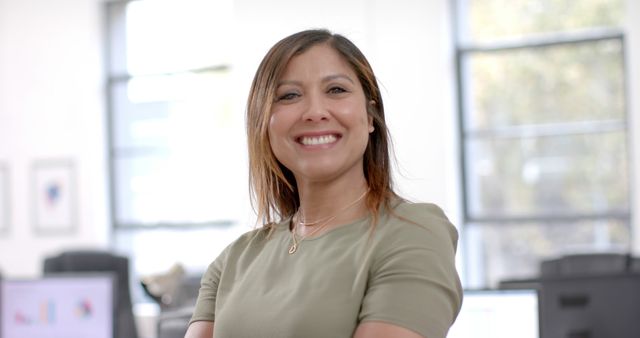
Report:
0,273,115,338
447,288,540,338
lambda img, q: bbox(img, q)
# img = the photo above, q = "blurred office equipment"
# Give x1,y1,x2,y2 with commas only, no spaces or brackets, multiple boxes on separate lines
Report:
447,288,540,338
140,263,185,309
0,274,114,338
43,250,139,338
539,253,640,338
141,267,201,338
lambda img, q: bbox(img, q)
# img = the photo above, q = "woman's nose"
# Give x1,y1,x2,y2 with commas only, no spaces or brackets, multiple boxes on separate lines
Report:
301,94,329,122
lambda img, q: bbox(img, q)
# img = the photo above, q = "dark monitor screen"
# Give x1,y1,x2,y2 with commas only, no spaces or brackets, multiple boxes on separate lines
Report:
448,288,540,338
1,273,115,338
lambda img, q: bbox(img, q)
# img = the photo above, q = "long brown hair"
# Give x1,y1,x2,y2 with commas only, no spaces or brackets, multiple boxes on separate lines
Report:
246,29,398,229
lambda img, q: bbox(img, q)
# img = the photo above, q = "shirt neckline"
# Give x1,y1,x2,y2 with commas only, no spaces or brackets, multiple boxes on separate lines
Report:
276,214,371,242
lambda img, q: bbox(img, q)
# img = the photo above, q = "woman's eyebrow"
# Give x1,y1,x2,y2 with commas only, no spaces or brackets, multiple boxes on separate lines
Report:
276,74,355,87
276,80,301,88
322,74,354,84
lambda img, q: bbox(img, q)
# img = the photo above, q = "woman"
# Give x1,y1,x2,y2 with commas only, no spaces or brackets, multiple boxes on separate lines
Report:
185,29,462,338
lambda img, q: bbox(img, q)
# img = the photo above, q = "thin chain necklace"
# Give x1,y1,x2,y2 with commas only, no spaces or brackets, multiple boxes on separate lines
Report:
295,207,343,227
288,189,368,255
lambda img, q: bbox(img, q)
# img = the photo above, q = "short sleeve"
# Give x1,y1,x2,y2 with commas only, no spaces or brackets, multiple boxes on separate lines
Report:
189,247,229,324
358,203,463,338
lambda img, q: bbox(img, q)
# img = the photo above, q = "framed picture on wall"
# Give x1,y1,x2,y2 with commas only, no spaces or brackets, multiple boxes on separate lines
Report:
32,160,76,235
0,163,9,235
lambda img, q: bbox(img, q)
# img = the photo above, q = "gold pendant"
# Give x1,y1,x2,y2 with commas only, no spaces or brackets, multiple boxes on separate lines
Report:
288,243,297,254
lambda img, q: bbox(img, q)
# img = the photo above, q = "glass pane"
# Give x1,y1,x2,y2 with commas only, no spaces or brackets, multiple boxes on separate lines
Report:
114,148,244,225
465,132,629,218
110,70,245,225
465,220,630,288
463,39,624,129
462,0,623,43
111,71,232,149
125,0,233,74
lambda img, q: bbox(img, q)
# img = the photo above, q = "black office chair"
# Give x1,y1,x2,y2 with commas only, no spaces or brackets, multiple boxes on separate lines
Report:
43,250,139,338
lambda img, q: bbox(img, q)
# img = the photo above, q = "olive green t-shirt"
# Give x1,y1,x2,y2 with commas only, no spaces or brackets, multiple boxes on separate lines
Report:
190,202,462,338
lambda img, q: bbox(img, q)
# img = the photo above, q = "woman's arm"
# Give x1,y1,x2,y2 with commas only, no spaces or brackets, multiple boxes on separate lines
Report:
353,322,425,338
186,244,230,338
184,321,214,338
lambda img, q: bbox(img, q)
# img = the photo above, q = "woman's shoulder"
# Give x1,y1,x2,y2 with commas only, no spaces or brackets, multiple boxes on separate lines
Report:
228,221,286,247
391,200,451,222
205,220,288,273
379,200,458,246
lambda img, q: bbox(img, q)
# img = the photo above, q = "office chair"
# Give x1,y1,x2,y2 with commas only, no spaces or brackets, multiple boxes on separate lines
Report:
43,250,139,338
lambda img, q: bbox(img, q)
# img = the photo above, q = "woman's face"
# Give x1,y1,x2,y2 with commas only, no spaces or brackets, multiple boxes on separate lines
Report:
268,43,373,184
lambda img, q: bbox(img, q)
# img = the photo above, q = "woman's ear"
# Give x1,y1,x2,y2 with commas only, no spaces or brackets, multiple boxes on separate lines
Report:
367,100,376,133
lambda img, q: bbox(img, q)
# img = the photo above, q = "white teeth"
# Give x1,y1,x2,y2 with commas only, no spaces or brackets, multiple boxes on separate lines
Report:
300,134,337,145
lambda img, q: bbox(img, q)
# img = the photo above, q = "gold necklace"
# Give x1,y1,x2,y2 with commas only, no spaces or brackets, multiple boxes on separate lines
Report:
289,214,338,254
295,209,339,227
288,189,368,255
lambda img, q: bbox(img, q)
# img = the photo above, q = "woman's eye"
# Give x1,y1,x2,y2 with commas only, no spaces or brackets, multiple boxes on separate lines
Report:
328,86,347,94
277,92,299,101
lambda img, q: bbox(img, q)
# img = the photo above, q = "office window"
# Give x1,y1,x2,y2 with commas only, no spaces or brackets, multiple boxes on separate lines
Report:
106,0,241,227
455,0,630,287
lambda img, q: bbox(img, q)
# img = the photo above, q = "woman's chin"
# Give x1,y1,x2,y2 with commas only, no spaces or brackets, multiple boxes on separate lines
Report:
295,168,341,183
292,161,364,185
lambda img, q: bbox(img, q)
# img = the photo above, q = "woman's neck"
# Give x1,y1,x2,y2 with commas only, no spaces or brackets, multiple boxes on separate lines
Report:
295,174,369,229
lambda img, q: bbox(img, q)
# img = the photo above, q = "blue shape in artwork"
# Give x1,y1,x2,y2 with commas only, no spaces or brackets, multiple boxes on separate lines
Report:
46,183,61,205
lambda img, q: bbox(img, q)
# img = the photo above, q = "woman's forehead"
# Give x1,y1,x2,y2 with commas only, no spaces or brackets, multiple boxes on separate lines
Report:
277,44,355,82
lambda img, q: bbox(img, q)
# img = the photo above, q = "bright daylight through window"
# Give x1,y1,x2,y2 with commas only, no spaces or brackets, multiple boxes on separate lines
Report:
106,0,240,227
455,0,630,288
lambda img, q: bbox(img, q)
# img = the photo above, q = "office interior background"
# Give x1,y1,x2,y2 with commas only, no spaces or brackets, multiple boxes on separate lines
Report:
1,0,639,328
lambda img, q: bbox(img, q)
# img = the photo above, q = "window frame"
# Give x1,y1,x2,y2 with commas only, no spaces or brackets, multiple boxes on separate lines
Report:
104,0,235,229
452,1,632,286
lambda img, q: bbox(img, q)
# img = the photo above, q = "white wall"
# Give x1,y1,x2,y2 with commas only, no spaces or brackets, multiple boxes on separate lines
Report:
0,0,109,277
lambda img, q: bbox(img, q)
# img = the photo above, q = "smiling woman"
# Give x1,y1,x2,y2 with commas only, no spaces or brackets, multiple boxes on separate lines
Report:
184,29,462,338
268,43,373,188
